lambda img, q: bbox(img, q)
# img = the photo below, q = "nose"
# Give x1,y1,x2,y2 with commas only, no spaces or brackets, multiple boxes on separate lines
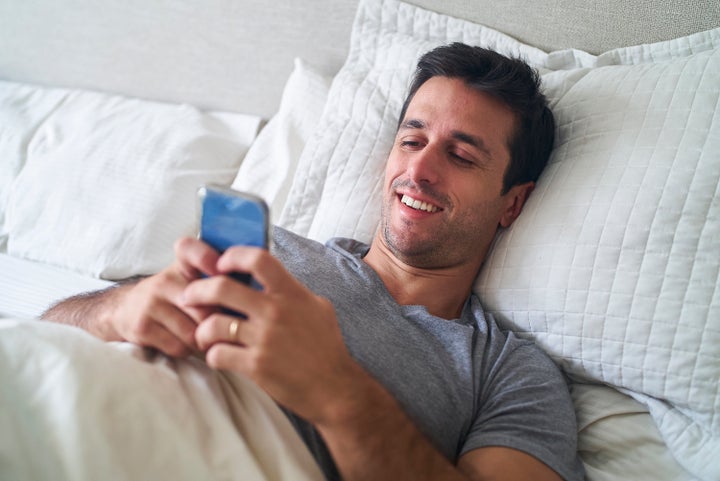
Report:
406,145,441,185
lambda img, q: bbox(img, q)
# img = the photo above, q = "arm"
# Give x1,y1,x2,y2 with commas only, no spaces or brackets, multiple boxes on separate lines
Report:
42,279,141,341
316,377,563,481
41,237,222,357
188,247,565,481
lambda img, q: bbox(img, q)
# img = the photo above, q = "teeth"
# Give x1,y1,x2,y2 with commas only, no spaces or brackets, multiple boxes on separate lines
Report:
401,194,439,213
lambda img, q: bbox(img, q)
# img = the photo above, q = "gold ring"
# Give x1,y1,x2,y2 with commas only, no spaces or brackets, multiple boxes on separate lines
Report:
228,319,240,342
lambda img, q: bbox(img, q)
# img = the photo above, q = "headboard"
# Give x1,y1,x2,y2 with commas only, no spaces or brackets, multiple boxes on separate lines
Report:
1,0,718,119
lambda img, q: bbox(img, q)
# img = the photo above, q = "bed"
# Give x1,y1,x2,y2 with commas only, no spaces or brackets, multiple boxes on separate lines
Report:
1,0,718,479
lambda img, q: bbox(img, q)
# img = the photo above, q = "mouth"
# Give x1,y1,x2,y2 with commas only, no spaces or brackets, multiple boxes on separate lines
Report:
399,194,441,213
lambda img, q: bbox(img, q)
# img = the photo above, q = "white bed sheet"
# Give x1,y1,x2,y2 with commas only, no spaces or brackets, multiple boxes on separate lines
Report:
0,319,324,481
0,253,112,320
572,383,697,481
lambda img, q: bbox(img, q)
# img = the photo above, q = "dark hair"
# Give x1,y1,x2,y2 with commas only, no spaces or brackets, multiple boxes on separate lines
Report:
398,43,555,193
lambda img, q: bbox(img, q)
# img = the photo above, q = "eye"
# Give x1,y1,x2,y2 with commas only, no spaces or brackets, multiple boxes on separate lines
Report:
399,138,425,150
449,150,475,167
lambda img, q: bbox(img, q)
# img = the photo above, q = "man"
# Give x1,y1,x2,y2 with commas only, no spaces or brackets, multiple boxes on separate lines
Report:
44,43,585,481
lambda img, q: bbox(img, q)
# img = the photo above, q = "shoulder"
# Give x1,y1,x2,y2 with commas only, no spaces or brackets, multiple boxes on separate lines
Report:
270,227,333,269
473,307,570,410
467,299,560,381
271,226,323,253
271,227,366,260
270,227,373,293
464,306,584,480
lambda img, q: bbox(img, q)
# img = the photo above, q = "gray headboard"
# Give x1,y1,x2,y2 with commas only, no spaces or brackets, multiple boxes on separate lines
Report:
1,0,718,119
413,0,720,55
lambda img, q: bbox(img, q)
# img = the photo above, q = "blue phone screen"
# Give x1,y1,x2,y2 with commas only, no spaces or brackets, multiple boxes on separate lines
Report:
199,187,269,288
200,188,268,254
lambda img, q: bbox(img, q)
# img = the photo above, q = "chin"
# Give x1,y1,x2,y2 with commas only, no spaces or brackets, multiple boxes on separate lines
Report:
383,229,433,259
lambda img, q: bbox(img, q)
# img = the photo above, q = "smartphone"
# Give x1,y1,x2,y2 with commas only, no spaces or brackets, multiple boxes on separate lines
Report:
197,184,270,286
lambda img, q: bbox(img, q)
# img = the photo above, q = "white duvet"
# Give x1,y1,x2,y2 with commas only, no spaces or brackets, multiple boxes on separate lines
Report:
0,319,324,481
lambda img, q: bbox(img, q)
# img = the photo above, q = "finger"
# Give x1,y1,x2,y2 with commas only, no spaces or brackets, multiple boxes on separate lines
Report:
152,268,219,325
205,342,251,373
153,302,200,348
180,302,221,325
138,277,200,346
216,247,298,294
183,275,259,318
126,319,194,358
195,313,257,351
117,275,199,352
174,237,221,279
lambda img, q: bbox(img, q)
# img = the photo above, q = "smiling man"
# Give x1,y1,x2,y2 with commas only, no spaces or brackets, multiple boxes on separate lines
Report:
369,74,534,319
44,44,585,481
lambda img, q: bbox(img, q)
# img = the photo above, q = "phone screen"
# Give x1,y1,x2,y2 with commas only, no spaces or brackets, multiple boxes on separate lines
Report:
198,185,269,285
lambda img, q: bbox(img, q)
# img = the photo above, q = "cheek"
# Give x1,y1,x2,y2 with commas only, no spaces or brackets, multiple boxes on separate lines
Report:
384,147,402,174
472,195,508,227
383,153,404,192
454,183,505,221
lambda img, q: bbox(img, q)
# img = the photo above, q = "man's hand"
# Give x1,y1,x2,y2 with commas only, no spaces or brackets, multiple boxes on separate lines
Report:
43,237,222,358
189,246,361,424
109,237,225,356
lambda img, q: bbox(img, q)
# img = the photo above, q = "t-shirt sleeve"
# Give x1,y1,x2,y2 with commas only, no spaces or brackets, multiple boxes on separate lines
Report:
461,331,584,481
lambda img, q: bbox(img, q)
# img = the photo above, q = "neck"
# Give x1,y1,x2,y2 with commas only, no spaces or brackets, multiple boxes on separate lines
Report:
362,235,482,320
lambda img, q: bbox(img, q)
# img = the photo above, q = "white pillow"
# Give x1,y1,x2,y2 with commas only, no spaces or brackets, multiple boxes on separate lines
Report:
232,58,331,224
0,82,67,249
4,83,261,279
277,0,720,479
476,47,720,480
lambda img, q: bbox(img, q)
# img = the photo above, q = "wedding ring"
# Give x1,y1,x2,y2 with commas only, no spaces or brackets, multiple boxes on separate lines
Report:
228,319,240,342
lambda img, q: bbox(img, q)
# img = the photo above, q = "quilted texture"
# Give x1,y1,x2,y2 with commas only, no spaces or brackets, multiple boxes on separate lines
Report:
477,50,720,478
278,0,720,478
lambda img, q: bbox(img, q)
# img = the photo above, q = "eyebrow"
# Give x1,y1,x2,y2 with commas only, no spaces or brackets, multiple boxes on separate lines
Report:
400,118,493,158
400,118,425,130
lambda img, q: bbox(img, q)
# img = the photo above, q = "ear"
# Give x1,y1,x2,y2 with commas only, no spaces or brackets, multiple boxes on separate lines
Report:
499,182,534,228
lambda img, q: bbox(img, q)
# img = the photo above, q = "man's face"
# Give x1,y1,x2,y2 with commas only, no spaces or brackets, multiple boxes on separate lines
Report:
379,76,527,269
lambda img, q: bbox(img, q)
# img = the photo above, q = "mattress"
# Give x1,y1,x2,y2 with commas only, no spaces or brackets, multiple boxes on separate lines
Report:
0,253,112,320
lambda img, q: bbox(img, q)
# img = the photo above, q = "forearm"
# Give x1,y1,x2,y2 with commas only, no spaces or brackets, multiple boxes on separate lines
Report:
41,277,142,341
316,364,469,481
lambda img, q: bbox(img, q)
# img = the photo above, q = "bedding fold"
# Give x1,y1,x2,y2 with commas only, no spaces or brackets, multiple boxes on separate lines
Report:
0,319,324,481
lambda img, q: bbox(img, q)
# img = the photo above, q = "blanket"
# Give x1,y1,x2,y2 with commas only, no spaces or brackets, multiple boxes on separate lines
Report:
0,319,324,481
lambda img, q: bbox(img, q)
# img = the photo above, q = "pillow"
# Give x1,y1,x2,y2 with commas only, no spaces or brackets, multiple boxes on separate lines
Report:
476,46,720,480
4,82,261,279
277,0,720,479
0,82,67,250
232,58,332,224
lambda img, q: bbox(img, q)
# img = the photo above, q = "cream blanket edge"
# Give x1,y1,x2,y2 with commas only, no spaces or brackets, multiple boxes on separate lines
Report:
0,318,324,481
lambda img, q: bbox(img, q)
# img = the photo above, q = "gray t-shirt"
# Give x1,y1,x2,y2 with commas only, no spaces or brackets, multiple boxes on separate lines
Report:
272,227,585,481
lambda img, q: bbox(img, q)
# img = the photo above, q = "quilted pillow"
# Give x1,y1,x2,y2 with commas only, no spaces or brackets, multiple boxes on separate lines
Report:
476,44,720,479
477,47,720,479
3,82,261,279
278,0,720,479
